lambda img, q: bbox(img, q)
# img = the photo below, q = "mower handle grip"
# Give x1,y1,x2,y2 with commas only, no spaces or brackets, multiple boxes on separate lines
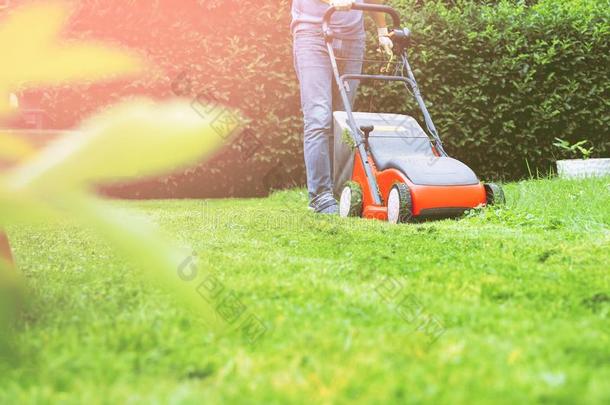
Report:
323,3,402,38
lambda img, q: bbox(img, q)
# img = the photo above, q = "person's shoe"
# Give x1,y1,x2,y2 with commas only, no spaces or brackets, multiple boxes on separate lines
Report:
309,191,339,215
318,203,339,215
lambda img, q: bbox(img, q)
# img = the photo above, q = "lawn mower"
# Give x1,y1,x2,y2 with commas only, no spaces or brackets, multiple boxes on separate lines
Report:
324,4,505,223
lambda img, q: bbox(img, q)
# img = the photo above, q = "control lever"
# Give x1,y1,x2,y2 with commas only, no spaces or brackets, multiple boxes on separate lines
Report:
360,125,374,150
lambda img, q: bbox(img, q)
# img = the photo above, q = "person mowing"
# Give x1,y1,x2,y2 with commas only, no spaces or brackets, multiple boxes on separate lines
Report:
292,0,393,214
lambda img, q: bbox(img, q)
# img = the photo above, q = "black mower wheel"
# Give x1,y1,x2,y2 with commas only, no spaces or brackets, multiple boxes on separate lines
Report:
339,182,363,218
387,183,413,224
484,183,506,205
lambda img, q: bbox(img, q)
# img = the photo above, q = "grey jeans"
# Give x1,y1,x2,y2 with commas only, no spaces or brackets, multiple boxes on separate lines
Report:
293,33,364,203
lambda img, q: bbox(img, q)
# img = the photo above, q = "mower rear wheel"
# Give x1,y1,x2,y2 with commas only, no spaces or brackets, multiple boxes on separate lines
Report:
484,183,506,205
339,182,363,218
387,183,413,224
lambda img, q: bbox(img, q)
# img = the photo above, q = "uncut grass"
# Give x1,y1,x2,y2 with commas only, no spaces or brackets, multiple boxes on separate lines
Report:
1,177,609,404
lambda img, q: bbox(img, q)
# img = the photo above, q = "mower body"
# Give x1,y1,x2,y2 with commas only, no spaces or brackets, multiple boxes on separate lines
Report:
333,112,487,221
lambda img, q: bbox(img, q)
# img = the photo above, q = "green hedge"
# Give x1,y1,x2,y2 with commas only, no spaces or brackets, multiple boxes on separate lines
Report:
26,0,609,197
362,0,610,179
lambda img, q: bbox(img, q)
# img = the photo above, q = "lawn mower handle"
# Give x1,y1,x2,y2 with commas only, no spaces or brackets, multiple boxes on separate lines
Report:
322,3,402,38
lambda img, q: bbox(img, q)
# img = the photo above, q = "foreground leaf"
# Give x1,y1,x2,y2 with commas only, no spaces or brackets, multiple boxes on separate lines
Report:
0,256,23,364
6,99,237,192
0,3,141,112
0,133,35,163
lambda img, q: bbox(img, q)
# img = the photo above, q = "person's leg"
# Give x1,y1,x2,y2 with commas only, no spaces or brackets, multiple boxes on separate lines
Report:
293,34,338,213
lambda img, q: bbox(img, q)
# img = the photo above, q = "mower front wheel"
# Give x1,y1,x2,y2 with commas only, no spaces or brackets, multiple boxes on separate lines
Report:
484,183,506,206
339,182,363,218
387,183,413,224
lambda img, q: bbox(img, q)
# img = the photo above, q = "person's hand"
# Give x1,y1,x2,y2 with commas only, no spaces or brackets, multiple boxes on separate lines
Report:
330,0,355,11
378,27,394,56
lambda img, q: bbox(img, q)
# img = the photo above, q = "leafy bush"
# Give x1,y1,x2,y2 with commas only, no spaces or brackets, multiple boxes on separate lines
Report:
375,0,610,179
9,0,609,196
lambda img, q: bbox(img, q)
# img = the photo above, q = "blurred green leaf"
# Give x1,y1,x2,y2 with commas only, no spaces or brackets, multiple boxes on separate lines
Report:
5,100,238,192
0,256,23,363
0,3,142,112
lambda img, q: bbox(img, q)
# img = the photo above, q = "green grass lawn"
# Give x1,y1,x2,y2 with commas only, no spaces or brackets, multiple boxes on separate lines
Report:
1,177,609,404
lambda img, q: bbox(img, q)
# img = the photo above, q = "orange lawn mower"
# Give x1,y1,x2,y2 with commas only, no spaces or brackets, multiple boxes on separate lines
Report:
325,4,505,223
